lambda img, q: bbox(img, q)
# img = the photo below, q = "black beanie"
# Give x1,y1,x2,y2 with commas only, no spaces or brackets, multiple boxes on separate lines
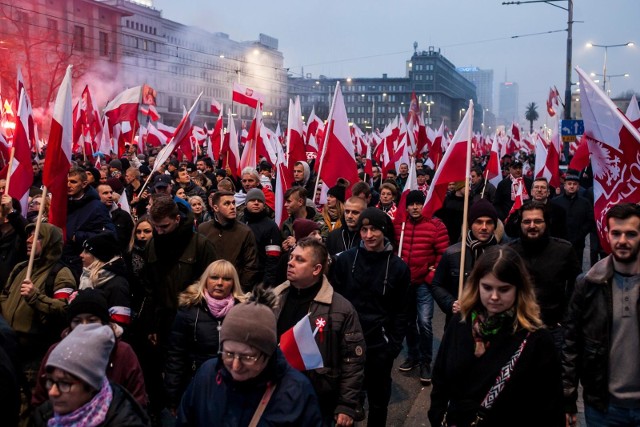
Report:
406,190,426,207
327,185,346,203
83,232,120,262
468,199,498,226
357,207,388,232
67,289,110,325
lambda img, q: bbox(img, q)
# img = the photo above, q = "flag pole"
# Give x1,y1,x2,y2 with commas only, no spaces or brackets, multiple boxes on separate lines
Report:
4,147,15,197
458,100,474,298
480,168,489,199
397,221,406,258
314,82,340,194
25,186,48,281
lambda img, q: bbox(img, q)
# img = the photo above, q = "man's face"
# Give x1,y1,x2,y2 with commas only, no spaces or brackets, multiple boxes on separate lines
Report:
214,195,236,221
32,163,40,175
387,172,397,180
241,174,259,191
416,162,424,171
564,180,579,196
97,185,114,208
125,171,136,185
293,165,305,183
26,231,42,258
417,175,426,185
372,167,381,178
151,215,180,235
67,174,87,197
344,200,364,231
509,165,523,178
471,216,496,243
177,169,190,184
520,209,546,241
246,199,265,214
285,194,304,216
360,225,385,252
531,181,549,202
399,163,409,176
408,202,423,220
607,216,640,264
196,160,206,172
470,171,482,186
287,245,322,287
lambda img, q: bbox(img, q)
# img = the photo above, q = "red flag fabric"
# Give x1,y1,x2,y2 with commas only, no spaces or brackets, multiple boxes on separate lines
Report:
394,157,418,225
140,104,160,122
9,88,35,206
505,180,525,223
422,104,473,219
240,104,263,170
569,136,590,171
279,314,323,371
221,110,241,178
209,110,224,161
232,82,264,109
286,96,306,173
104,86,141,125
547,86,561,117
577,66,640,253
428,120,444,168
43,65,73,232
210,97,222,115
145,123,167,147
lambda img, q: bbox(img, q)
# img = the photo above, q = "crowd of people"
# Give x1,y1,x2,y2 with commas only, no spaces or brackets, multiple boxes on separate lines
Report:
0,143,638,427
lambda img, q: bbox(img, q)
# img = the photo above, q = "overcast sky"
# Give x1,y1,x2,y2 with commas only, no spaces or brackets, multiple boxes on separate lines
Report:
153,0,639,124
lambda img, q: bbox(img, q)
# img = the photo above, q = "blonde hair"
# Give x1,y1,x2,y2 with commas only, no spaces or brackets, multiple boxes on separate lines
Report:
459,246,543,333
194,260,248,303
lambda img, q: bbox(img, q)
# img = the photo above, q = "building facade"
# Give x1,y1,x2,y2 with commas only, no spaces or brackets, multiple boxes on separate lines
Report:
498,81,519,126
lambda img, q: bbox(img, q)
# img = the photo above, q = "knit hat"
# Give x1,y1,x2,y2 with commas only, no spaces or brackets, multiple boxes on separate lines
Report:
83,232,120,262
357,207,389,232
246,188,266,203
67,289,110,325
292,218,320,239
46,323,115,391
86,167,101,184
468,199,498,226
219,300,277,356
327,185,346,203
105,177,124,195
109,159,122,171
406,190,426,207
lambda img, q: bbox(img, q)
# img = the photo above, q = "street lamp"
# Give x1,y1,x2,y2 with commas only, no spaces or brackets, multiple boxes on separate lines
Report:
459,108,466,123
425,101,434,125
586,42,634,91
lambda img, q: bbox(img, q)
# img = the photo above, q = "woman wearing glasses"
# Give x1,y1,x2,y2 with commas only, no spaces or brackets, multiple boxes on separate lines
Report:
164,260,247,412
177,287,322,426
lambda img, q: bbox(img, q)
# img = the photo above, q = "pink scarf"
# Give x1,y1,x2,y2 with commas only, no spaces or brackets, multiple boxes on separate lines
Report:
48,378,112,427
204,292,235,318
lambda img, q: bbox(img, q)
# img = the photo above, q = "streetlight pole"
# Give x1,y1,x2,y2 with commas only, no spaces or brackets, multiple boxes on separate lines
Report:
586,42,634,93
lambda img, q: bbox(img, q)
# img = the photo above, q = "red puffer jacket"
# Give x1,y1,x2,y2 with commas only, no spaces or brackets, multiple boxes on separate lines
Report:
395,215,449,285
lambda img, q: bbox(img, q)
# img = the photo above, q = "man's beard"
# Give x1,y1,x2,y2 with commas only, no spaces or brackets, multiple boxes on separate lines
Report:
612,244,640,264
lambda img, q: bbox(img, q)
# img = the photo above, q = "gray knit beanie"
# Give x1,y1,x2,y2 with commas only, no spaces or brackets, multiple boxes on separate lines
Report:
246,188,266,203
46,323,115,390
219,299,277,357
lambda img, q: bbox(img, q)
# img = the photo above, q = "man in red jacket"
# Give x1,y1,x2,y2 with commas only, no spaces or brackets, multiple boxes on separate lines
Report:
394,190,449,385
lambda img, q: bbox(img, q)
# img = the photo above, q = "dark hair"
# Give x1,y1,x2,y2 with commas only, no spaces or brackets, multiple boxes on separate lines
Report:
149,194,179,221
351,181,371,198
532,177,549,187
471,165,484,176
295,237,329,275
68,167,87,182
211,190,234,206
284,186,307,201
606,203,640,223
460,245,542,332
380,182,398,197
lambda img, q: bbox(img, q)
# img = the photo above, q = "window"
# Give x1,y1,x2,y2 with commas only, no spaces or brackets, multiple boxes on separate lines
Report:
47,18,58,42
73,26,84,51
99,32,108,56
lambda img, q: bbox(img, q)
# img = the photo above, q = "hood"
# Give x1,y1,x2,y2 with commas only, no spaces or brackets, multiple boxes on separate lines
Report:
298,161,310,185
26,222,64,266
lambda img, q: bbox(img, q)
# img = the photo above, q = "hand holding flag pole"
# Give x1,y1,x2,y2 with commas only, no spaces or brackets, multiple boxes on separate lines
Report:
4,147,15,199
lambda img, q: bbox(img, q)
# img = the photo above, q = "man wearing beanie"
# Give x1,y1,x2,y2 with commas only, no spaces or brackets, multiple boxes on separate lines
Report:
31,323,149,426
508,201,581,350
331,207,411,426
31,289,148,408
393,190,449,385
177,291,322,426
432,199,500,327
239,188,282,287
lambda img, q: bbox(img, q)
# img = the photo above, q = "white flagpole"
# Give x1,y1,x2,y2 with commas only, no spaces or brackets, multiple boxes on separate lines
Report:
458,100,474,299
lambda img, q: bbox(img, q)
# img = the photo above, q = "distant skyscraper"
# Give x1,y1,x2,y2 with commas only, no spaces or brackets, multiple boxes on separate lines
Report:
498,81,519,125
457,67,494,113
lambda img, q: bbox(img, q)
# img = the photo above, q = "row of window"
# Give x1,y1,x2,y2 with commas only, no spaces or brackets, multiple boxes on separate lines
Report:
125,19,157,36
414,74,434,81
414,64,434,71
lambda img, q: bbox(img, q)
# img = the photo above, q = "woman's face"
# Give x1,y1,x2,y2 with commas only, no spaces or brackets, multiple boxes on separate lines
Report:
326,194,337,208
380,189,394,204
135,221,153,242
190,199,204,214
222,340,268,382
46,368,94,415
479,273,517,316
176,188,187,200
80,250,96,268
205,269,235,300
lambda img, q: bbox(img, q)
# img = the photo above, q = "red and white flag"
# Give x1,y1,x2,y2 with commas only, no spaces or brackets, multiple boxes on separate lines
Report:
394,157,418,226
626,95,640,125
506,180,525,222
279,314,324,371
221,110,241,178
146,122,167,147
140,104,160,122
210,97,222,115
422,101,474,219
286,96,306,173
486,136,502,188
577,66,640,253
232,82,264,109
546,86,561,117
104,86,141,125
8,88,34,212
209,110,224,161
43,65,73,233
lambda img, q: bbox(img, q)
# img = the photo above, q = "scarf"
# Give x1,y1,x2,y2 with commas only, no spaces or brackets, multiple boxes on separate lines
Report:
322,207,343,232
465,230,497,262
48,378,112,427
509,175,530,202
79,268,116,290
376,201,397,221
204,292,235,318
471,308,515,357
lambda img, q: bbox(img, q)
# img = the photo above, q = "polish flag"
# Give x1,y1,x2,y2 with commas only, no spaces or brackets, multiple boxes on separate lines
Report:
210,97,222,115
109,306,131,325
104,86,141,125
274,144,292,226
9,88,34,212
428,120,445,169
506,180,524,222
286,96,306,173
209,110,224,161
140,104,160,122
486,136,502,188
146,122,167,147
232,82,264,109
43,65,73,233
546,86,561,117
279,314,323,371
569,136,590,171
221,110,240,178
305,107,323,154
316,82,359,195
240,103,263,170
422,101,473,219
394,156,418,226
626,95,640,125
576,66,640,253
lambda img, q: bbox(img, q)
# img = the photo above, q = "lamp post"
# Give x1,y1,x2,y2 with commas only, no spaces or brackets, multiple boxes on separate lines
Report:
426,101,434,125
586,42,634,92
590,72,630,97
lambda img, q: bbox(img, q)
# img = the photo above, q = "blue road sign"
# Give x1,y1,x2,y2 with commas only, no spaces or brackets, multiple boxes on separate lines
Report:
560,120,584,136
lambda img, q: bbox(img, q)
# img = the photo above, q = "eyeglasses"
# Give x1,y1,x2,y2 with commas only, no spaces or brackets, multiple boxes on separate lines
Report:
45,378,79,393
220,351,262,365
521,219,545,225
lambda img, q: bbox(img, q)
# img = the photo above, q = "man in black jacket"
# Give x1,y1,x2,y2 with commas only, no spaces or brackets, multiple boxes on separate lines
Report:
494,160,532,221
563,203,640,426
326,196,366,258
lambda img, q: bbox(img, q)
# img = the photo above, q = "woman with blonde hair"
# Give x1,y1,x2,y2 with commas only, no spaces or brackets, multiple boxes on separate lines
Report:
429,245,563,427
164,260,247,411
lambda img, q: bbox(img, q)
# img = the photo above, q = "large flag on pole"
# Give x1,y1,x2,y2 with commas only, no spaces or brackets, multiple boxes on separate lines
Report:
232,83,264,109
286,96,306,172
422,101,474,219
43,65,73,232
104,86,142,125
10,88,35,211
576,66,640,253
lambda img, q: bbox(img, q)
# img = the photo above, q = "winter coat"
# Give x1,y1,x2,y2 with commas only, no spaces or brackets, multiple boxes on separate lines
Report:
429,315,564,427
32,334,147,408
176,351,323,427
239,210,282,288
551,192,594,248
331,241,410,358
164,284,232,407
110,206,134,254
394,215,449,285
562,255,628,413
326,225,361,258
1,223,76,353
198,218,259,291
274,276,365,419
0,211,27,288
31,382,150,427
85,257,131,327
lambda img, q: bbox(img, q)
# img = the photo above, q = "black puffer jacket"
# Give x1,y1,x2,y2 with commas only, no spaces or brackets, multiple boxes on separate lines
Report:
31,382,150,426
550,192,594,248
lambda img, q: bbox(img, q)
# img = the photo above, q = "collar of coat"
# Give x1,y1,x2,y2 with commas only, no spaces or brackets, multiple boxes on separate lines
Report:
274,274,333,305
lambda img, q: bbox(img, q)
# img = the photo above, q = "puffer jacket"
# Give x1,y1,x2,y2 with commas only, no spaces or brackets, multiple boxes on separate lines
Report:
274,276,365,419
394,215,449,285
562,255,623,413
